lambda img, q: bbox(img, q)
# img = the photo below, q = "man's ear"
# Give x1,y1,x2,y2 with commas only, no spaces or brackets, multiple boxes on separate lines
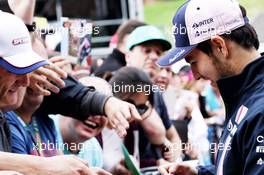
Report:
211,36,229,58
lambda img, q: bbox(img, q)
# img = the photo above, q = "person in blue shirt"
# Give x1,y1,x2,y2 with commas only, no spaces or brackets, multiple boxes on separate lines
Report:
51,76,110,167
6,84,59,156
157,0,264,174
52,115,105,167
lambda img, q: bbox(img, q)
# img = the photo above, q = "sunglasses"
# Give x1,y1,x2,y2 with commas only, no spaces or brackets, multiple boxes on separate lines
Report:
126,99,150,115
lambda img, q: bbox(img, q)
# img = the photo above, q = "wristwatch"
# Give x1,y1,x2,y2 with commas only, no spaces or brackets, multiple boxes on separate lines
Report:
25,21,36,32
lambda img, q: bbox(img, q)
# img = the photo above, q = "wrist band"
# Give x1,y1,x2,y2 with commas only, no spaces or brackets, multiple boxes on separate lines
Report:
25,22,36,32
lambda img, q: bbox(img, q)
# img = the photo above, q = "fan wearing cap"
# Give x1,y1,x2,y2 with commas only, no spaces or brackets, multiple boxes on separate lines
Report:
126,25,171,78
94,20,146,79
158,0,263,175
0,11,48,111
0,11,112,175
125,25,182,167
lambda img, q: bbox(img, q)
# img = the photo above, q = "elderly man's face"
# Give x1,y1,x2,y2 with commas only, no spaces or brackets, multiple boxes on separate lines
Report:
0,67,29,111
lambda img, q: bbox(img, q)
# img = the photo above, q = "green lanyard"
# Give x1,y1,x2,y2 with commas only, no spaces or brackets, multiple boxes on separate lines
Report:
17,116,44,156
31,117,44,156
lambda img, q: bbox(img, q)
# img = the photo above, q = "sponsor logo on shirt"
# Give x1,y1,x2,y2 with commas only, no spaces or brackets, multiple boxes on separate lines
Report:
257,158,264,165
256,146,264,153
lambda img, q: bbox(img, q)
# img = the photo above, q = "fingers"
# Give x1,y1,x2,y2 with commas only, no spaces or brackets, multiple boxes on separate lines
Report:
159,163,180,175
115,124,127,138
116,112,129,129
164,151,174,162
28,61,68,95
168,164,178,174
158,164,170,175
49,56,71,70
116,166,131,175
129,104,142,121
79,167,96,175
32,82,51,96
109,117,119,129
113,163,131,175
91,167,112,175
70,156,96,175
49,56,66,63
71,155,89,167
54,60,71,70
30,73,60,94
37,66,66,88
45,61,68,79
120,104,133,122
159,163,196,175
112,112,129,137
104,97,142,137
104,97,129,126
29,74,51,96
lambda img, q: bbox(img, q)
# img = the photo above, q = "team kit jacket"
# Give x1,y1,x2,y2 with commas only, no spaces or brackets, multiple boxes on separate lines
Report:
199,55,264,175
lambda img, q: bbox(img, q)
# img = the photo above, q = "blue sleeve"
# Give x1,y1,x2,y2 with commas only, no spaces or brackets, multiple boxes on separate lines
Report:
78,138,104,168
9,124,29,154
154,92,172,130
5,113,29,154
197,165,215,175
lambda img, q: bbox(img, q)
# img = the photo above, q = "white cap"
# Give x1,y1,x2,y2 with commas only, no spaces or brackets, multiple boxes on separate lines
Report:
157,0,248,66
0,11,48,74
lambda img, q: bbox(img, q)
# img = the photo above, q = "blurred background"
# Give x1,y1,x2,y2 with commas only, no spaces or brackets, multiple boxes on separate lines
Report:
144,0,264,51
0,0,263,57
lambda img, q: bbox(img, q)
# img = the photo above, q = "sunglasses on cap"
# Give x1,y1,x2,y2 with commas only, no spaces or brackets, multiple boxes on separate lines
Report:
126,99,150,115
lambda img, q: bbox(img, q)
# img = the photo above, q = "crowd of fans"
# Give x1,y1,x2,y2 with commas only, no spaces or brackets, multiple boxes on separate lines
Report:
0,0,226,174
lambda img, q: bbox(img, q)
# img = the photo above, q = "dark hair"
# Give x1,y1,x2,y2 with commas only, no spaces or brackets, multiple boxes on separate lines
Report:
179,65,191,74
109,67,153,103
117,20,146,46
196,5,259,55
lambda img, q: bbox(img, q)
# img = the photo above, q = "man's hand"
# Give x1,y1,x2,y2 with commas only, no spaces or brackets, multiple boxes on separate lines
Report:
163,145,176,163
8,0,36,24
44,155,96,175
0,171,23,175
158,162,198,175
29,61,67,96
49,56,72,73
104,97,141,137
112,159,132,175
91,167,112,175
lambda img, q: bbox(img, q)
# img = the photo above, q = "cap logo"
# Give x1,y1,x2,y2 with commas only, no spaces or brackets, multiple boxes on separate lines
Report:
192,18,214,29
169,49,185,63
195,27,215,38
12,37,30,46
